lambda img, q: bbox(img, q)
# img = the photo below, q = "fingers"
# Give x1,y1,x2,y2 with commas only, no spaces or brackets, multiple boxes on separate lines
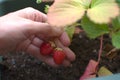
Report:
25,22,63,38
12,7,47,22
32,33,75,62
26,44,71,67
25,30,75,67
32,37,43,47
11,7,64,40
59,32,71,46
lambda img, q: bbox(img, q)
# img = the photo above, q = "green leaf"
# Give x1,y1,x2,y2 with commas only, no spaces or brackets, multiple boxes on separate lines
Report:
36,0,42,4
116,0,120,6
116,0,120,2
47,0,119,28
81,16,109,38
36,0,54,3
65,26,75,41
87,0,119,24
112,31,120,48
78,0,91,9
47,0,88,27
112,15,120,30
44,5,50,13
98,66,113,77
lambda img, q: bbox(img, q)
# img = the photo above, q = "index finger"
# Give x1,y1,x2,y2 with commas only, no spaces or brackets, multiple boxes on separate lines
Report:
11,7,47,22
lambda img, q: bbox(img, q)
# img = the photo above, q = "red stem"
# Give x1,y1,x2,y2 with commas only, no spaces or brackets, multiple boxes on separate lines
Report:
98,36,103,63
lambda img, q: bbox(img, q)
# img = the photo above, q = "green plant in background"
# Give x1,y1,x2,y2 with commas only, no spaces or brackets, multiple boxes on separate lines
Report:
37,0,120,49
36,0,120,79
44,5,50,13
36,0,42,4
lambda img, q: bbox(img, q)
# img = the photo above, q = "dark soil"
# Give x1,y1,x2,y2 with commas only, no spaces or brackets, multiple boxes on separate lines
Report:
1,32,120,80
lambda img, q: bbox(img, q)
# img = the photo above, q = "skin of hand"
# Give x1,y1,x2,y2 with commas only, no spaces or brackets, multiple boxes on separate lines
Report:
0,7,75,67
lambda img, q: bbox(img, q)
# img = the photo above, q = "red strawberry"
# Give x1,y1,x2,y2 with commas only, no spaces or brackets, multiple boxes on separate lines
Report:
40,42,54,56
53,48,66,65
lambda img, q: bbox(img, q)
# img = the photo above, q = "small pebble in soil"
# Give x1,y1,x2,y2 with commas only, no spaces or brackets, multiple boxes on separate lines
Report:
13,65,16,68
11,58,16,65
34,59,42,65
79,35,82,38
93,49,97,53
26,69,30,74
21,64,25,68
27,59,31,62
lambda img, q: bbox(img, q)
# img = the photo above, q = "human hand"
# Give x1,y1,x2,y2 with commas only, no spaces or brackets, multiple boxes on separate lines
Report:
0,7,75,67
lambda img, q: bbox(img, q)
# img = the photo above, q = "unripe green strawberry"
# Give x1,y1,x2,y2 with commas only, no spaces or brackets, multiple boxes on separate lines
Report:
53,48,66,65
40,42,54,56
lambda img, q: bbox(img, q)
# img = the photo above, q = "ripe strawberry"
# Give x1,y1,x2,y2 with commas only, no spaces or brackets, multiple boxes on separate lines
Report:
53,48,66,65
40,42,54,56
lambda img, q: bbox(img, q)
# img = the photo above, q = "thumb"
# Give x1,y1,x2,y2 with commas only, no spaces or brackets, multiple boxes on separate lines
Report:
25,22,63,38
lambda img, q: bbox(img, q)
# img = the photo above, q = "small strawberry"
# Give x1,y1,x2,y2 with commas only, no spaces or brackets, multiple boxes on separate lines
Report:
40,41,54,56
53,48,66,65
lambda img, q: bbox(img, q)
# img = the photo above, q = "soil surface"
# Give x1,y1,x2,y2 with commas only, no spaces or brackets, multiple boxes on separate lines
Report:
1,32,120,80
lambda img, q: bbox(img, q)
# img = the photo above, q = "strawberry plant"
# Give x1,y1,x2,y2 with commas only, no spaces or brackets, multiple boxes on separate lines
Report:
37,0,120,79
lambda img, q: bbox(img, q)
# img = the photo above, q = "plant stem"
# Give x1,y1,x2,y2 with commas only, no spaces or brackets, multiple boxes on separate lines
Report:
98,36,103,63
73,23,81,27
41,0,54,2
